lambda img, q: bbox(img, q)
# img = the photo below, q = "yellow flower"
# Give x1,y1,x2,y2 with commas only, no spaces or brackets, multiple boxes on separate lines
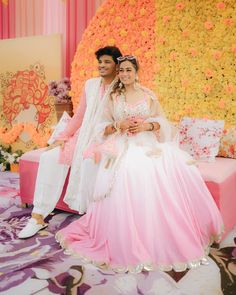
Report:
107,38,116,46
120,29,128,37
140,8,146,16
141,31,148,37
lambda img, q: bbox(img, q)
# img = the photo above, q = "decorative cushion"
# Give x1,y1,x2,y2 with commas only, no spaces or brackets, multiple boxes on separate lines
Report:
47,111,71,145
179,117,224,162
218,126,236,159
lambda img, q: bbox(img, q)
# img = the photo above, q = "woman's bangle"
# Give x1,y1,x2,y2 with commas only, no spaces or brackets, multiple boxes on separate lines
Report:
149,122,160,131
149,123,155,131
113,121,121,132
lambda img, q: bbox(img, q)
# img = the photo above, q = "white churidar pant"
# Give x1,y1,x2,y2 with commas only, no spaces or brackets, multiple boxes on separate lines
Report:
32,147,70,218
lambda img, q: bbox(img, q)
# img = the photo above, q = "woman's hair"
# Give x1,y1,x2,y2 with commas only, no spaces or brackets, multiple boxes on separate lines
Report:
95,46,122,64
111,56,139,96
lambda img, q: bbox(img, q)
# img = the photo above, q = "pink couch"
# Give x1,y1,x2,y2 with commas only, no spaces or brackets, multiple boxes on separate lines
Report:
19,149,236,235
19,148,77,213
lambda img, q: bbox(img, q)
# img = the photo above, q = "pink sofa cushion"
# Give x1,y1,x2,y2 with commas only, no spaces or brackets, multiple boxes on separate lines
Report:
197,157,236,183
20,148,47,162
19,148,77,213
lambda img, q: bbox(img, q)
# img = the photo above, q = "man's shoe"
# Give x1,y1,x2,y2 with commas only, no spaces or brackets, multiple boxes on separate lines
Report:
18,218,48,239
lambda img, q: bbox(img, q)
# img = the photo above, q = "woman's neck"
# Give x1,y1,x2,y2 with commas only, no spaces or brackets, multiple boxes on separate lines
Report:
124,84,135,93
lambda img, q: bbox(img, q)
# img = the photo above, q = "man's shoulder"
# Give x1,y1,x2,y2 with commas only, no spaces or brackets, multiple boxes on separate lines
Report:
84,77,101,87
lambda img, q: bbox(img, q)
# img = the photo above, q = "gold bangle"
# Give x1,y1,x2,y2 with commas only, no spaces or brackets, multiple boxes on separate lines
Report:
149,123,155,131
113,122,120,132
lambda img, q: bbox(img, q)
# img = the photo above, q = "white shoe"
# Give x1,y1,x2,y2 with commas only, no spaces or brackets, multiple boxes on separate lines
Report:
18,218,48,239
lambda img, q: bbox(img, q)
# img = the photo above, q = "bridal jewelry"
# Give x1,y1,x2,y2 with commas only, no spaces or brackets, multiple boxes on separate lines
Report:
119,82,123,89
114,121,121,132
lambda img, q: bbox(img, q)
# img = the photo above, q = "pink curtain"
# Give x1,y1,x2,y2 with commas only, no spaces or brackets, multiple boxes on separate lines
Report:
15,0,45,37
0,0,15,39
43,0,67,76
0,0,105,76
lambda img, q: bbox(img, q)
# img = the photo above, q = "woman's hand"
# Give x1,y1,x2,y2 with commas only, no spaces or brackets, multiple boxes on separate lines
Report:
128,122,160,134
119,119,135,133
46,140,65,150
128,122,151,134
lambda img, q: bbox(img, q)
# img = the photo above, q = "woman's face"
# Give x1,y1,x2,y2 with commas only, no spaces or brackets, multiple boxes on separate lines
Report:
118,60,137,86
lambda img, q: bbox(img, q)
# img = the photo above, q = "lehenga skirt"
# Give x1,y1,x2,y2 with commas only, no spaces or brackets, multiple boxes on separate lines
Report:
56,140,223,273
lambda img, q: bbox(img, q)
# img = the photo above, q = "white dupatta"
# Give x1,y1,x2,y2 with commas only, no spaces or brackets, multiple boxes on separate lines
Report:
64,77,117,213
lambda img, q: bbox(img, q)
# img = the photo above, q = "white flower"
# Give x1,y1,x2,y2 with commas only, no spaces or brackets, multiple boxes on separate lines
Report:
0,163,6,171
5,154,16,164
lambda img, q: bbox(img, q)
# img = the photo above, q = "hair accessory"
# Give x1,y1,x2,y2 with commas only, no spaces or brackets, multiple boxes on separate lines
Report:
117,55,137,63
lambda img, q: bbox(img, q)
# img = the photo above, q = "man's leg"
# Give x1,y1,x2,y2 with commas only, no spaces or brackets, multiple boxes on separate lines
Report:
18,147,70,238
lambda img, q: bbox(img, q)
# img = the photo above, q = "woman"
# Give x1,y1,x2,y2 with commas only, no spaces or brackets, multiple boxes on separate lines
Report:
56,56,223,273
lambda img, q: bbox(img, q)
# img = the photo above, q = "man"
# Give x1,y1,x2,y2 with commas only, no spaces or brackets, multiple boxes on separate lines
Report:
18,46,122,239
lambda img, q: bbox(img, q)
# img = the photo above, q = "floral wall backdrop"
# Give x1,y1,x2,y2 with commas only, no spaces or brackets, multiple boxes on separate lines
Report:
154,0,236,127
71,0,235,129
1,0,235,154
70,0,157,108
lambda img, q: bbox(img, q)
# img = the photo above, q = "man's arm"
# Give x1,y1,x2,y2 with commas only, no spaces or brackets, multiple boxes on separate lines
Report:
55,89,87,141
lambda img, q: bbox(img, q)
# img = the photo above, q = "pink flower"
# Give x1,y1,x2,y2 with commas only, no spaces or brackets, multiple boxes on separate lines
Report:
156,63,161,72
225,84,234,94
189,48,197,57
158,37,166,45
185,106,192,114
204,21,213,30
229,145,235,156
181,79,189,88
218,99,225,109
48,78,71,103
224,18,233,26
163,15,171,24
205,68,214,78
216,2,226,10
231,44,236,53
203,85,212,94
176,2,185,10
182,30,189,38
170,51,177,61
213,50,222,60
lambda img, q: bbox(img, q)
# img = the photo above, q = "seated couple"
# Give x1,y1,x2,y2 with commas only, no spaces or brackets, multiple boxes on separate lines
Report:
19,46,223,273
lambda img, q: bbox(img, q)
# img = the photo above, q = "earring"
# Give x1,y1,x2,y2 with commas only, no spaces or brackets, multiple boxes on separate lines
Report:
119,82,123,89
134,76,139,90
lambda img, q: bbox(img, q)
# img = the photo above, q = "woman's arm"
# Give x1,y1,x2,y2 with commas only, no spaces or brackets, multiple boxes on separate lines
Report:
128,121,160,134
104,119,137,136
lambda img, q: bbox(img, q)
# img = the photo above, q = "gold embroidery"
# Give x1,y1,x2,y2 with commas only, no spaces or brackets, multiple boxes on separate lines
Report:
55,230,223,274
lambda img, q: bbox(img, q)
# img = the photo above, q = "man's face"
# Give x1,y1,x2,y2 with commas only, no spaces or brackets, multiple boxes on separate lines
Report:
97,55,117,78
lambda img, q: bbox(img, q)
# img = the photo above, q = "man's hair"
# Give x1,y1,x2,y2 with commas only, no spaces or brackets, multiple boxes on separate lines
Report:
95,46,122,64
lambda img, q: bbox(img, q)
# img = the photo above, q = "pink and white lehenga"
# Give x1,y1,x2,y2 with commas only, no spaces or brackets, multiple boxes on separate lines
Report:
56,89,223,273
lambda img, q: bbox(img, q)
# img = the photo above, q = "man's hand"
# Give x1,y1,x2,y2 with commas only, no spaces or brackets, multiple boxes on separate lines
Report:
46,140,65,150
